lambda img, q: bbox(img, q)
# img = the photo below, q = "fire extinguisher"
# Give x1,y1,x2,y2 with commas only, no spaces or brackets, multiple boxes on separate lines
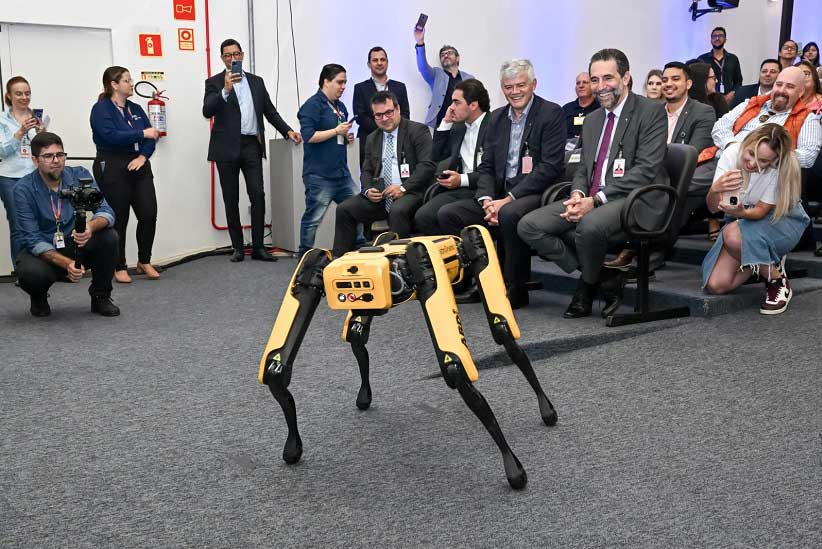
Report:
135,81,169,136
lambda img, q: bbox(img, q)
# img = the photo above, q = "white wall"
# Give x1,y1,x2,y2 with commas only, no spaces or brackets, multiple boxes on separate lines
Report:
0,0,786,276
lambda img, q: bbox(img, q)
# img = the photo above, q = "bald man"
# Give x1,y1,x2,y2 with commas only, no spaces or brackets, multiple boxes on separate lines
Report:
561,72,599,140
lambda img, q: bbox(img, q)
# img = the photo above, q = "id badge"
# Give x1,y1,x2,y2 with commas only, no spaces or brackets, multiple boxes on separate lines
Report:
521,155,533,175
612,158,626,178
569,153,581,163
337,134,345,145
400,163,410,178
718,82,724,94
20,144,31,159
54,231,66,249
573,115,585,126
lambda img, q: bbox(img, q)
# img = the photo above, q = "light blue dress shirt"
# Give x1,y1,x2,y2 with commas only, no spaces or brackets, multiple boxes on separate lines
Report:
221,72,258,136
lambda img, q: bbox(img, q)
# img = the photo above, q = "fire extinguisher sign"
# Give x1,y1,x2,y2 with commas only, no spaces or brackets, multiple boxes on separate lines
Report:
139,34,163,57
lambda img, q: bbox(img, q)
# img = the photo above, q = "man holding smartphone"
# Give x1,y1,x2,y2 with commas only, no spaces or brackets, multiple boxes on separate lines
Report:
203,38,302,263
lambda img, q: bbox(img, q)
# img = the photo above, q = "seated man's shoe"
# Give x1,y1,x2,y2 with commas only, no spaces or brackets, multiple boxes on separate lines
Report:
230,249,245,262
508,287,529,310
564,279,594,318
30,294,51,317
603,248,636,270
600,267,627,318
90,294,120,317
455,281,481,304
114,269,132,283
251,248,277,262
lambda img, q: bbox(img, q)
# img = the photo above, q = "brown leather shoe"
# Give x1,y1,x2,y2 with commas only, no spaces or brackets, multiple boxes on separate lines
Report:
114,269,132,284
136,263,161,280
603,248,636,270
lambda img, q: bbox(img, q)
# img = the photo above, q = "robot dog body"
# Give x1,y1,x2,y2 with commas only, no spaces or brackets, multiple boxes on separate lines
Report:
259,225,556,489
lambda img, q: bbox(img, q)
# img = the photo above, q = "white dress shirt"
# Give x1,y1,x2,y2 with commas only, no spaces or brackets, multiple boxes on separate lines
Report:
591,94,628,203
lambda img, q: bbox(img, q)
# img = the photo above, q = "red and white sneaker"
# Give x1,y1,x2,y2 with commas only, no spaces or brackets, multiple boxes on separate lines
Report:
760,275,792,315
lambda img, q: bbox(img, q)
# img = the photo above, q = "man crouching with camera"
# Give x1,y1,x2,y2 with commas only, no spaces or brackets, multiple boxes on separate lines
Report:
12,132,120,317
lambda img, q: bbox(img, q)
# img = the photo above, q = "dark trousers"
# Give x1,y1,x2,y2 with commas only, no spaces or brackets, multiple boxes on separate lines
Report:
333,193,422,257
438,194,541,291
215,135,266,250
414,187,475,235
15,227,118,297
517,198,627,284
93,152,157,271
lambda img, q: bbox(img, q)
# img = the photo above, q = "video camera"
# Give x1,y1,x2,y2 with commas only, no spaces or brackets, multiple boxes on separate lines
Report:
59,177,104,268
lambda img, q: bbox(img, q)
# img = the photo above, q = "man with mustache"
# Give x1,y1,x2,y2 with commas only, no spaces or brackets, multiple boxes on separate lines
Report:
517,48,667,319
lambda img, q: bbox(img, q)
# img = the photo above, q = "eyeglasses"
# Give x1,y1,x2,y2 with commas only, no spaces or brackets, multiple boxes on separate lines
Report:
222,51,244,59
373,109,396,120
440,50,457,57
37,152,67,161
118,79,134,85
711,34,725,39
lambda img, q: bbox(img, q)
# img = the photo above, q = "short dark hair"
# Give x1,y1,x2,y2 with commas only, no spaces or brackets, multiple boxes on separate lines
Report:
439,44,459,57
663,61,691,79
455,79,490,112
711,26,726,36
760,58,781,70
31,132,63,157
589,48,630,78
367,47,387,63
220,39,242,56
370,90,399,110
318,64,346,88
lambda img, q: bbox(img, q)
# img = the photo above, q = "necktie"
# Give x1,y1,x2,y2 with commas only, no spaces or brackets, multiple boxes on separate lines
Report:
382,133,394,212
590,112,615,196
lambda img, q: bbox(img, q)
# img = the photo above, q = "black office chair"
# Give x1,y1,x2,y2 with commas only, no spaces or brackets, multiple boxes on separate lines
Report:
606,143,697,326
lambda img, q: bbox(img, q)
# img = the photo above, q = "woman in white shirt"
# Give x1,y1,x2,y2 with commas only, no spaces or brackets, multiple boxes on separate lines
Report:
702,124,809,314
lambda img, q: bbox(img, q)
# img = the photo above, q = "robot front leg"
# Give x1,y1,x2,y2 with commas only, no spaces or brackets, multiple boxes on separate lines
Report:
343,312,375,410
405,241,527,490
460,225,558,426
258,249,331,464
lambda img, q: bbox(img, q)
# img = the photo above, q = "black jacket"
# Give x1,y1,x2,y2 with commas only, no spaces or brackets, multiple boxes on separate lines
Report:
431,113,491,190
361,118,435,195
352,79,410,139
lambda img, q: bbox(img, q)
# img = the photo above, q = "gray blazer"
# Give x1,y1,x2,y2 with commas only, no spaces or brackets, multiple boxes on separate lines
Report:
669,98,716,153
572,92,668,229
415,45,474,128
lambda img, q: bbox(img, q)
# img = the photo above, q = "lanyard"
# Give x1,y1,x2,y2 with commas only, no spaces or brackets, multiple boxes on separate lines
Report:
49,182,63,227
327,100,343,123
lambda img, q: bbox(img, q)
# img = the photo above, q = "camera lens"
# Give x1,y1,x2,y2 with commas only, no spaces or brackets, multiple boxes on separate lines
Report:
730,196,737,206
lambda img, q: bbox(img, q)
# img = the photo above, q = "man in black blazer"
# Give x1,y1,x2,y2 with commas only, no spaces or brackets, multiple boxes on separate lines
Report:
202,38,301,262
437,59,566,308
352,47,410,167
332,91,434,257
729,58,780,109
414,79,491,235
518,49,667,319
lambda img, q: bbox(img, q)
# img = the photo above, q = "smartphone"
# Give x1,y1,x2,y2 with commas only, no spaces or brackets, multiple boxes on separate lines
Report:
721,191,741,208
231,60,242,75
348,116,358,125
436,171,450,179
415,13,428,30
32,108,44,121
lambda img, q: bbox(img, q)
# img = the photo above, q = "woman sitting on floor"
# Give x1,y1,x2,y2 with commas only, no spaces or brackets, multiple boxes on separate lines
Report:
702,124,810,315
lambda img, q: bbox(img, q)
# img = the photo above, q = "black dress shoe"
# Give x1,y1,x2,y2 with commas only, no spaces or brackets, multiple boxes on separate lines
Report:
251,248,277,262
508,290,529,310
90,294,120,317
30,294,51,317
600,267,627,318
230,249,245,262
563,279,594,318
455,282,480,304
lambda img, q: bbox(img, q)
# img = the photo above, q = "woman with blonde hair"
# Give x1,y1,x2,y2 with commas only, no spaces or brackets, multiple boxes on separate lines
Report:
643,69,664,101
702,124,809,314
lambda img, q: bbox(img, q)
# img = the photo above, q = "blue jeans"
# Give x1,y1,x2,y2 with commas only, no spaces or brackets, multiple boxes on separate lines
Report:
0,175,21,265
299,173,361,255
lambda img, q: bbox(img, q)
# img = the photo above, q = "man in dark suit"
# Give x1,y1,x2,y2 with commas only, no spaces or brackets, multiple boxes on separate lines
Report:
332,90,434,257
518,49,667,319
729,59,780,109
352,47,410,167
438,59,566,308
202,38,301,262
414,79,491,235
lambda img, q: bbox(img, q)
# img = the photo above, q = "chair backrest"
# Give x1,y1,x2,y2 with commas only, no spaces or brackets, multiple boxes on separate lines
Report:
664,143,698,244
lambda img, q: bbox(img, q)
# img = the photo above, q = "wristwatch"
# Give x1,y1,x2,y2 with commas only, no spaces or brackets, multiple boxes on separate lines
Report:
592,195,603,208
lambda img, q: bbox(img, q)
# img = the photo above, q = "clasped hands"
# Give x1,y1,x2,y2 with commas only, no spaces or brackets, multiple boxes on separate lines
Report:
481,196,513,226
365,185,404,203
559,192,595,223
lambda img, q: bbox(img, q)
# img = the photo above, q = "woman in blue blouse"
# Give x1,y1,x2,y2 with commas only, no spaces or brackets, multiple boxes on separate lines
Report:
90,66,162,282
0,76,47,266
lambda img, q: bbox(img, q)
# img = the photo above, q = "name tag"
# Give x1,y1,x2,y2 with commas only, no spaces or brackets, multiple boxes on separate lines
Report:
573,116,585,126
521,155,533,175
337,134,345,145
612,158,626,178
54,231,65,249
400,163,410,178
20,144,31,159
569,153,581,163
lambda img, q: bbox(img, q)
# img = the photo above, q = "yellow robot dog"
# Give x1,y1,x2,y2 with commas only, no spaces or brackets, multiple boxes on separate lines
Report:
258,225,556,489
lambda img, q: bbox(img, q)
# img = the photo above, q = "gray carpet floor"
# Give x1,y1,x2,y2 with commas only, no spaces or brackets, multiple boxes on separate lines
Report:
1,256,820,548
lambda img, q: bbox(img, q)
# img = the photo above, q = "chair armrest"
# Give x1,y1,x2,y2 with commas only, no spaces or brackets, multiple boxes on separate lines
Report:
620,184,678,239
541,181,572,206
422,182,443,204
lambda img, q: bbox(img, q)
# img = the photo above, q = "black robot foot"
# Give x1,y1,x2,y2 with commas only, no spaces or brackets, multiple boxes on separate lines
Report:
503,452,527,490
538,395,558,426
356,384,372,410
282,434,303,464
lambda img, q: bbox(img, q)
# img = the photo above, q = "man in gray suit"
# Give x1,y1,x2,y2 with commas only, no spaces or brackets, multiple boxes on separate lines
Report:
332,90,434,257
517,48,667,319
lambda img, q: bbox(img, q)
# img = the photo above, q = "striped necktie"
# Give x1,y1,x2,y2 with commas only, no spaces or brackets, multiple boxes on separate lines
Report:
382,133,394,212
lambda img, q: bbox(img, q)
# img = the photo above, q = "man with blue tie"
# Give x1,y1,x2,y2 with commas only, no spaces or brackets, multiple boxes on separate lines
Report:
332,90,434,257
203,38,302,262
518,49,667,319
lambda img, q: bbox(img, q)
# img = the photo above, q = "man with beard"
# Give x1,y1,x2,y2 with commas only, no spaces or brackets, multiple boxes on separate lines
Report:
517,49,667,319
697,26,743,104
561,72,599,140
730,59,781,109
12,132,119,317
414,24,474,129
